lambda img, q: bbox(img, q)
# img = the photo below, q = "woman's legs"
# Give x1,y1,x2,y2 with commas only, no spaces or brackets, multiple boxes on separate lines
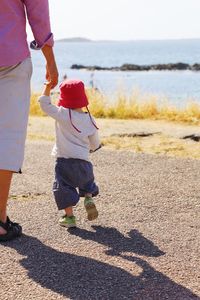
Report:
0,59,32,240
0,170,13,234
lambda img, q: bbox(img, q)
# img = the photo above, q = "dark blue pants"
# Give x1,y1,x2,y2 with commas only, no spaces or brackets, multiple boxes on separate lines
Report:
53,158,99,210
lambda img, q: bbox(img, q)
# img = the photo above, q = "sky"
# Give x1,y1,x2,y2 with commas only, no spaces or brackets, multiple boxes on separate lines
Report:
27,0,200,41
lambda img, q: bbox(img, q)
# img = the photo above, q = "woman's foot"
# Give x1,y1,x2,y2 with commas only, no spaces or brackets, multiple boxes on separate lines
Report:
0,217,22,242
0,227,7,235
84,197,98,221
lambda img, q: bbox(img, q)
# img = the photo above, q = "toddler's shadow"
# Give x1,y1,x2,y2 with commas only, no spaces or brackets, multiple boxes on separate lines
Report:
69,225,165,257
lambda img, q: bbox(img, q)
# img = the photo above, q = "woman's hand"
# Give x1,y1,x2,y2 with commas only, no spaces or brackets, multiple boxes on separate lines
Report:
46,61,58,89
42,45,59,89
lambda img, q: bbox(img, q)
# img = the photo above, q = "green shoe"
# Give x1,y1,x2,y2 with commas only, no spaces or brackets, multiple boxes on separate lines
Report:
84,197,98,221
59,215,76,228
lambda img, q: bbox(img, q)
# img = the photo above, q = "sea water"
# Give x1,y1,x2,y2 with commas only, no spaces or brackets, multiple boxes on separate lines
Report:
31,39,200,107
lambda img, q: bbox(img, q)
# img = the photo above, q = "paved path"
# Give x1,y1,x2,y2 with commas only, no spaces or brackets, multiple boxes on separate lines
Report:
0,141,200,300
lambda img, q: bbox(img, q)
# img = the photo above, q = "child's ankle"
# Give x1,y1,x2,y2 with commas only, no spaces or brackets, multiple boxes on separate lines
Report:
85,193,92,198
64,206,73,217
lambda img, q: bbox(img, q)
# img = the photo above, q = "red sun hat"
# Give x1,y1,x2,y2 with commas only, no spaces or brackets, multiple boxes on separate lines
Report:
58,79,89,109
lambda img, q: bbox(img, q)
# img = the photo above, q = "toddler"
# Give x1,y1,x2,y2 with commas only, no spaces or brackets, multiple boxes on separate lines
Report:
38,79,101,228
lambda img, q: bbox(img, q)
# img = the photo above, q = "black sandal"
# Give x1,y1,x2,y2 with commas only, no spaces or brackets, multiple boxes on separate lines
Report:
0,217,22,242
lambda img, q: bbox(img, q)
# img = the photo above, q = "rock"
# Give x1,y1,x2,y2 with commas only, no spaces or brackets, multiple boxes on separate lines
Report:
151,63,190,71
182,134,200,142
120,64,150,71
191,64,200,71
71,64,86,70
169,63,190,70
111,132,158,138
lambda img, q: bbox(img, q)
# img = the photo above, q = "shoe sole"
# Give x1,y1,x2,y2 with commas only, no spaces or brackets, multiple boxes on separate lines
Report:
0,231,22,242
59,223,77,228
0,224,22,242
85,203,98,221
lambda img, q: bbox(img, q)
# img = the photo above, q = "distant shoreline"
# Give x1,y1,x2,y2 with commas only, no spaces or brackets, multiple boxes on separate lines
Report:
71,62,200,71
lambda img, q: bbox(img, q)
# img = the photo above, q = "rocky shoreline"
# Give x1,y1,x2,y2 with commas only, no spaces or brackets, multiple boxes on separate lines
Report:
71,62,200,71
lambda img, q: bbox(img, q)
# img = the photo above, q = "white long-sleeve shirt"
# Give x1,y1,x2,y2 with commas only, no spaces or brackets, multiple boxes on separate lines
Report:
38,95,101,162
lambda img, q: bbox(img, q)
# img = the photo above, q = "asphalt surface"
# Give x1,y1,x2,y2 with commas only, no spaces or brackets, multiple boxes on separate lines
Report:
0,140,200,300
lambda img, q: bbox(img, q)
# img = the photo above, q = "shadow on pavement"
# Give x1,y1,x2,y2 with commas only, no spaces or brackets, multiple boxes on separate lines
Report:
2,232,199,299
68,226,165,257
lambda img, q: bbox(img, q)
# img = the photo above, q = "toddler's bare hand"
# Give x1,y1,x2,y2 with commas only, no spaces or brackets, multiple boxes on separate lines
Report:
42,82,52,97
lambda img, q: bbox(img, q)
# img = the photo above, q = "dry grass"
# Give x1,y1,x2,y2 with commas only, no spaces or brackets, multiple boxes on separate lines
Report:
30,89,200,125
27,116,55,140
102,134,200,159
27,116,200,159
30,92,58,116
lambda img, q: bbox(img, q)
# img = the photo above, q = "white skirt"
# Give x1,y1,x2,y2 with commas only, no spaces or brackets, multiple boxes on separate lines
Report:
0,57,32,172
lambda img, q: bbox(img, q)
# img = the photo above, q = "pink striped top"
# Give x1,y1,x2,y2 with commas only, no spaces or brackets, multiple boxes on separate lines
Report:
0,0,54,67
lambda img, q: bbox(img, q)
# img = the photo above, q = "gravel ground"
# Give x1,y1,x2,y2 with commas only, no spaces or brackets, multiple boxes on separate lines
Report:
0,141,200,300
